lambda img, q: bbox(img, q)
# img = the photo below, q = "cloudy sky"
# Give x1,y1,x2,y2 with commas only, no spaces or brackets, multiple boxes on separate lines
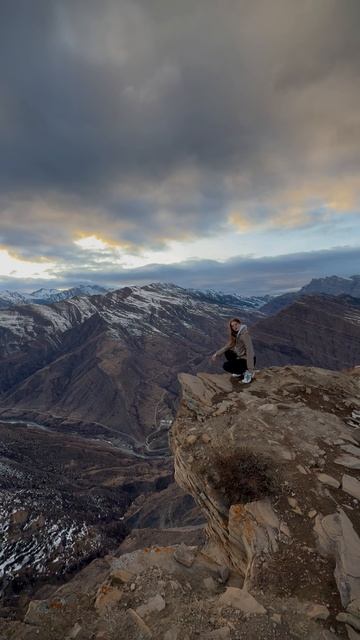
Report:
1,0,359,294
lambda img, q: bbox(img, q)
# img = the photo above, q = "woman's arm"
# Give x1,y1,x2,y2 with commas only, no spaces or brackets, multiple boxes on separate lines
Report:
211,337,236,360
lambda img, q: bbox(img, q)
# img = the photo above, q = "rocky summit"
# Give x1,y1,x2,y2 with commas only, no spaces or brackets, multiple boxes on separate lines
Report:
1,365,360,639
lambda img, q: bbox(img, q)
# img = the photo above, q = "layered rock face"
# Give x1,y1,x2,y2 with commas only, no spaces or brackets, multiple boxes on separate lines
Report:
172,366,360,615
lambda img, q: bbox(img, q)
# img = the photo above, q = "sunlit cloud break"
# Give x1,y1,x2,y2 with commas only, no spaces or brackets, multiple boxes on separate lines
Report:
74,236,109,251
0,249,55,280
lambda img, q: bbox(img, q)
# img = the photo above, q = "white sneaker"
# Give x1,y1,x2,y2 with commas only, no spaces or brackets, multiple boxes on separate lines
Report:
242,371,252,384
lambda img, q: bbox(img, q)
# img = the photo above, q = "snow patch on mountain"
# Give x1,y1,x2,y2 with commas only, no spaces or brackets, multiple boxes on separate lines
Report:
0,284,109,308
0,489,99,579
0,283,265,353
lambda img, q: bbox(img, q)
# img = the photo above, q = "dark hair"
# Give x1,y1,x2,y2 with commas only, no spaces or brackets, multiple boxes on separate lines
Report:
229,317,241,339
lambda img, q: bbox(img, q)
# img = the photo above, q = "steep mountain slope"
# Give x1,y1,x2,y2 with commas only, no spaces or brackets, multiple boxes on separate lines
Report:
259,291,298,315
0,291,28,308
0,417,184,604
252,294,360,370
0,284,261,444
0,421,154,584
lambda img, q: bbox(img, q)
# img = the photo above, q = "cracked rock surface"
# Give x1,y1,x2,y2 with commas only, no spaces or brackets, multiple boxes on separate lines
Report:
172,366,360,637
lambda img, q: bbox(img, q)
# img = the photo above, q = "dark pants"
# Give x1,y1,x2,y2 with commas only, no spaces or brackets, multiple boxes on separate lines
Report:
222,350,256,375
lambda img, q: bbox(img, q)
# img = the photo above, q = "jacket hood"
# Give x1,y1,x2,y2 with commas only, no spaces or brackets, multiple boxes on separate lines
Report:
237,323,248,335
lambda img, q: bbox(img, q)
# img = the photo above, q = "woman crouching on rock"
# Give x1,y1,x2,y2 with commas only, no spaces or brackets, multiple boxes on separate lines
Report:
211,318,256,383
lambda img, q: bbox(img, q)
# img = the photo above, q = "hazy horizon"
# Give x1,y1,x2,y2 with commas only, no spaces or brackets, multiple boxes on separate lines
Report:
1,257,359,298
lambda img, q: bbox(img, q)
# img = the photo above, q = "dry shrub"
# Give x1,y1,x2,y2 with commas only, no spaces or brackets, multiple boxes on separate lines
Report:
205,449,278,506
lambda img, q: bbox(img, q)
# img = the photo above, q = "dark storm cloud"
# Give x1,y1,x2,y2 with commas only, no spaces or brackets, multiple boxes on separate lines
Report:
1,245,358,296
0,0,360,257
0,1,266,188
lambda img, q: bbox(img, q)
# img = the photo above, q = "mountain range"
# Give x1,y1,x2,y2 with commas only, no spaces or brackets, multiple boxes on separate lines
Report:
1,280,359,446
0,282,271,311
0,284,109,308
0,283,264,446
1,274,358,312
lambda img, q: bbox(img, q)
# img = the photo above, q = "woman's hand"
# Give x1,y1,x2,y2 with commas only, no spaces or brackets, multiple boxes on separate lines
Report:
211,353,218,362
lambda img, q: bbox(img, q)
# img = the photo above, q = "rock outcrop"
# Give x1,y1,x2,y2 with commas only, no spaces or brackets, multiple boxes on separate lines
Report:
172,365,360,636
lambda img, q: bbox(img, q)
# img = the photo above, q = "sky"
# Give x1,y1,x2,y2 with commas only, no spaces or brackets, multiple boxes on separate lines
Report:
0,0,359,295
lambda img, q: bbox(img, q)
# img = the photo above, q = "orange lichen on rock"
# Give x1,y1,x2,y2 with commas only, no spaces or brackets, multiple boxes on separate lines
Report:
49,600,64,610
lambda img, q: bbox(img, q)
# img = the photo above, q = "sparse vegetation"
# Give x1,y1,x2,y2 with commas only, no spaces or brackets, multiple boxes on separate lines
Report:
202,449,278,506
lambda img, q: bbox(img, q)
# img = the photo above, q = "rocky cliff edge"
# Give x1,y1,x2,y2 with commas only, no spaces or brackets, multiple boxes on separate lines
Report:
2,365,360,640
171,366,360,637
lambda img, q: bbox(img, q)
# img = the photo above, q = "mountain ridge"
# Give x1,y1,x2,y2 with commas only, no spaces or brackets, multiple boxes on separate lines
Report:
0,281,271,311
0,284,109,308
261,274,360,315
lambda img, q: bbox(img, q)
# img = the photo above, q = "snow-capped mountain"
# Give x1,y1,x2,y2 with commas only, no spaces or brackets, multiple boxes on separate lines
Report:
0,284,109,308
187,286,272,309
28,284,109,303
0,282,271,310
0,290,28,307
